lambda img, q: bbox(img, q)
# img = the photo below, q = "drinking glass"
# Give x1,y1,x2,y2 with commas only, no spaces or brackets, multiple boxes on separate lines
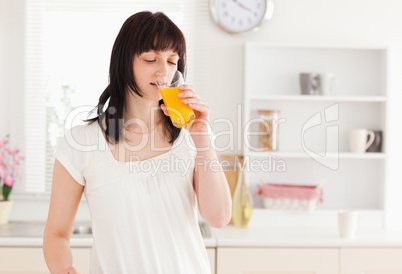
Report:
156,70,195,128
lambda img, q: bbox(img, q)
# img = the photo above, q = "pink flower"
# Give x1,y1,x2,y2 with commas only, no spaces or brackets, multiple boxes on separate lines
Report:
3,174,15,187
0,135,24,187
10,161,19,168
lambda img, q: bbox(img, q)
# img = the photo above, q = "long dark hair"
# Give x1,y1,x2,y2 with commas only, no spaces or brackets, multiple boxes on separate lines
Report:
85,11,186,145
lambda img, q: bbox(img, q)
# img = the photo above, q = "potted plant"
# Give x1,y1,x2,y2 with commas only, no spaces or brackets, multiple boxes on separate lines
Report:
0,134,25,225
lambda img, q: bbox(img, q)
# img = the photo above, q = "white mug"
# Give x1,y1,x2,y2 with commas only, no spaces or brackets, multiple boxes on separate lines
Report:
338,210,361,238
349,129,375,153
318,73,337,95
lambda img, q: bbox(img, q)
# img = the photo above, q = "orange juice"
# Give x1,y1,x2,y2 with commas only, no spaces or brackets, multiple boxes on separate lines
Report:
159,87,195,128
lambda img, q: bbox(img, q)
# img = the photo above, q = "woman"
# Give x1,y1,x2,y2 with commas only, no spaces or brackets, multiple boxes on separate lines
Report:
43,11,231,274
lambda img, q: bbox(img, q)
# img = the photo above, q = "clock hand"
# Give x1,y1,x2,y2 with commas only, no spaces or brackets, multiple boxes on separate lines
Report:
232,0,252,12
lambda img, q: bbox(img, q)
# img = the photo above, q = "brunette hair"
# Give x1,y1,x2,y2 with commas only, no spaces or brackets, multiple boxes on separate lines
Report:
85,11,186,144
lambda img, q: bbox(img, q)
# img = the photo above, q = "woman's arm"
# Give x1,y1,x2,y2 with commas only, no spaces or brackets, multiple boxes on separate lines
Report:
43,159,84,273
162,84,232,228
191,127,232,228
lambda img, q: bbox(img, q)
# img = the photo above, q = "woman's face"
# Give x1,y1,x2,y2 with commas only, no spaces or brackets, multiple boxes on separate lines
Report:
132,50,179,101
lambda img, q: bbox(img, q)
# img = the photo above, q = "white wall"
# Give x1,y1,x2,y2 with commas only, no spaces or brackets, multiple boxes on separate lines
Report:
196,0,402,154
0,0,10,135
2,0,402,226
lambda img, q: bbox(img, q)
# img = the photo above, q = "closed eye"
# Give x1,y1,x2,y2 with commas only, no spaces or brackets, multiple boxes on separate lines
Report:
145,60,156,63
168,61,177,65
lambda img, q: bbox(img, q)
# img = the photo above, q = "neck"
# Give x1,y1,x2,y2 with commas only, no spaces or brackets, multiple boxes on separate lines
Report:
123,94,163,130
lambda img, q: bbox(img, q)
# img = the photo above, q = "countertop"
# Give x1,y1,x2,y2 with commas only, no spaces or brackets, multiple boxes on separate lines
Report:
210,225,402,247
2,211,402,248
0,221,217,248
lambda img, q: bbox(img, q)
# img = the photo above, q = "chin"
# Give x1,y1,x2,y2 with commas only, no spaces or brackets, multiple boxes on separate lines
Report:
144,92,162,102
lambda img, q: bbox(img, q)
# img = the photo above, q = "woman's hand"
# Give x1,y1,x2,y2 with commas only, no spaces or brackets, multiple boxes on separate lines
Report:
57,266,79,274
160,84,210,132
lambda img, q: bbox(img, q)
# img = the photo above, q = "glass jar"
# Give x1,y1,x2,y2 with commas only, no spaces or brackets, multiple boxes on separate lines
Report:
257,110,280,151
219,154,243,224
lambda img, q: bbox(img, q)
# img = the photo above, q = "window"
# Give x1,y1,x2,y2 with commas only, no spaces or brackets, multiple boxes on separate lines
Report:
18,0,198,198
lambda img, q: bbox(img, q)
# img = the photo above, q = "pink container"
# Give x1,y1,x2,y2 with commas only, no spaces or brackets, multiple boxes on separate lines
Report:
256,183,323,211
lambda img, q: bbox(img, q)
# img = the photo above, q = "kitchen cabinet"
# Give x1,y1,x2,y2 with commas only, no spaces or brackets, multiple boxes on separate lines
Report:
0,246,215,273
216,247,339,274
216,247,402,274
207,247,216,274
340,247,402,274
0,247,91,273
243,43,393,226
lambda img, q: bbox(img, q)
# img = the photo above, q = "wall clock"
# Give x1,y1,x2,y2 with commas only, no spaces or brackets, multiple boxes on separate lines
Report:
210,0,274,35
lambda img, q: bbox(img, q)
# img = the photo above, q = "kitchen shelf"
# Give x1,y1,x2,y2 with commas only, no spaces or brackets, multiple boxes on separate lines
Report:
248,94,387,103
245,151,386,160
242,43,388,222
247,208,385,228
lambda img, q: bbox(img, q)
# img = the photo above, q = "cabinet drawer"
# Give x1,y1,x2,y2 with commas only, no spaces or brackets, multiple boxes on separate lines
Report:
0,247,91,273
217,247,339,274
340,247,402,274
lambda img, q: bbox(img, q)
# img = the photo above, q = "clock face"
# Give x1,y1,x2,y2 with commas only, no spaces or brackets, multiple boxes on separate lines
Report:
212,0,269,34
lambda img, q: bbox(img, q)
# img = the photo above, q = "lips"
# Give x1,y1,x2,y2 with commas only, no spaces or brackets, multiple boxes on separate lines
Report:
151,82,166,88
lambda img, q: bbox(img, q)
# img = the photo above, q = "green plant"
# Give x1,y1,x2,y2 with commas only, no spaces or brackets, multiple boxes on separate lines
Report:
0,134,25,201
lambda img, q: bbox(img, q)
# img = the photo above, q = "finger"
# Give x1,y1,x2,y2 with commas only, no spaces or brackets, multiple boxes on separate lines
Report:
178,84,194,90
58,266,78,274
69,266,79,274
188,103,209,113
182,98,208,106
178,90,200,99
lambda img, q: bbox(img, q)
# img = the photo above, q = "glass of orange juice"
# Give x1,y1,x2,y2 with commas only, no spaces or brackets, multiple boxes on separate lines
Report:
156,70,195,128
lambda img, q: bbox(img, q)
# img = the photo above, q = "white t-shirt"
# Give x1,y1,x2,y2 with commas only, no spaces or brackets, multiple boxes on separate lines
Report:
55,120,211,274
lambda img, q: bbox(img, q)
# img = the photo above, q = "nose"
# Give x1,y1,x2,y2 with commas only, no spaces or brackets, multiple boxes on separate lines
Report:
156,62,170,77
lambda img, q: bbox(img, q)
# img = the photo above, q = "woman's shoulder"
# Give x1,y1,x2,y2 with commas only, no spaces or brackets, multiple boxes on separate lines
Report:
62,121,99,152
55,122,99,187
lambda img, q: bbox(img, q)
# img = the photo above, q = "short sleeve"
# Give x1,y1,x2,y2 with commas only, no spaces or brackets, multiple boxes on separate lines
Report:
55,125,89,186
